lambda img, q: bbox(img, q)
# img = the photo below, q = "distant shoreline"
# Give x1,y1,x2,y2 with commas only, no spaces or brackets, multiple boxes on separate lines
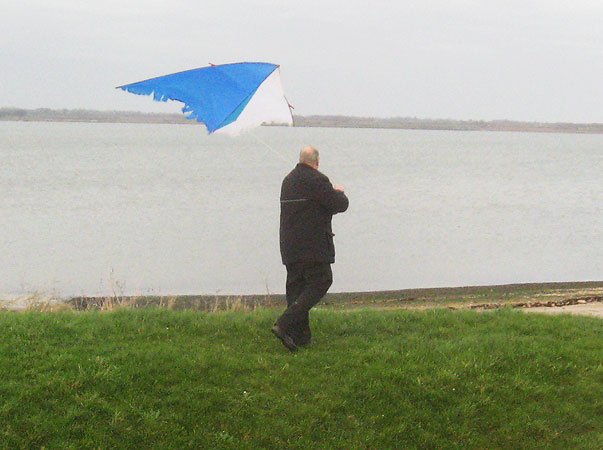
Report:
3,280,601,312
2,107,602,134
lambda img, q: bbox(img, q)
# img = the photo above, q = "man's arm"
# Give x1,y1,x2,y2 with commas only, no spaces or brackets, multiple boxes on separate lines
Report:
313,176,349,214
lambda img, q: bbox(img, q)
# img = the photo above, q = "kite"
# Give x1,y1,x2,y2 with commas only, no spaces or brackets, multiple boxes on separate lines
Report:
117,62,293,135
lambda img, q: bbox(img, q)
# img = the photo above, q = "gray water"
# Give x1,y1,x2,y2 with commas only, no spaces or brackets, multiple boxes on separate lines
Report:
1,121,602,298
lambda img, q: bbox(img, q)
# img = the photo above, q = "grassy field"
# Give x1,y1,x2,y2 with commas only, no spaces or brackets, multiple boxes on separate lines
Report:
0,308,601,449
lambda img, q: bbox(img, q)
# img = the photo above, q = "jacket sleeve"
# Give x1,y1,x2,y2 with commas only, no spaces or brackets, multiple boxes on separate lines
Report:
312,175,349,214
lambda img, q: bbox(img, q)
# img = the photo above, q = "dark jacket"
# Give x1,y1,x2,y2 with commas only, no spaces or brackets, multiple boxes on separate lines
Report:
280,163,349,264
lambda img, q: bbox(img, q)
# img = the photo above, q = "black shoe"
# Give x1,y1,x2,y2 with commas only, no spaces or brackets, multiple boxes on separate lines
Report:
271,325,298,352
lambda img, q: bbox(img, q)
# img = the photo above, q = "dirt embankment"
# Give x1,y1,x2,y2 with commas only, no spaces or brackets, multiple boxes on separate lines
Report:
451,295,603,318
4,281,603,316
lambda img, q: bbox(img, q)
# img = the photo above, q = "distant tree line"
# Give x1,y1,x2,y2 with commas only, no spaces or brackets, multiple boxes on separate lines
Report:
1,108,601,134
292,115,603,134
0,108,190,124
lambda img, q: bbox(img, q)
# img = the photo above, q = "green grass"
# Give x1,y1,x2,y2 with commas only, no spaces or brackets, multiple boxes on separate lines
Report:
0,308,601,449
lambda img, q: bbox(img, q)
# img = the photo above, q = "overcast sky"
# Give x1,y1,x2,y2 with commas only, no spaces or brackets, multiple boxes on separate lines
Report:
2,0,602,122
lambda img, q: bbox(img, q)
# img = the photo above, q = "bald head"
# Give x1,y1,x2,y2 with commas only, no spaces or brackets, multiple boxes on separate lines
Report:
299,146,319,169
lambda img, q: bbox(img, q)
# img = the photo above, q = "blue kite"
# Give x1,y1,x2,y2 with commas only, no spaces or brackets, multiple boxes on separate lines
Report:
117,62,293,134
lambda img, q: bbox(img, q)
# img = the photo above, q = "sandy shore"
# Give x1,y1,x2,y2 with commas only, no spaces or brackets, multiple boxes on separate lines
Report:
521,302,603,318
3,281,602,316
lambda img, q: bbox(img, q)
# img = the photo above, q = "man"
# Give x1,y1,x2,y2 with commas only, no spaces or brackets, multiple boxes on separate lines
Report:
272,146,349,351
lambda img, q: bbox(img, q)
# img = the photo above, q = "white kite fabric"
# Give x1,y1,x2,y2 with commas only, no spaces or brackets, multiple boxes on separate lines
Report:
215,67,292,135
117,62,293,136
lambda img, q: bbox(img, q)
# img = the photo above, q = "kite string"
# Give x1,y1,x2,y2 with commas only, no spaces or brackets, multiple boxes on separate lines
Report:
250,131,289,163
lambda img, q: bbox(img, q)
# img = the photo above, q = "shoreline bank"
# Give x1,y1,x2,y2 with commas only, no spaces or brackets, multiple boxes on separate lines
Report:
3,281,601,314
2,108,602,134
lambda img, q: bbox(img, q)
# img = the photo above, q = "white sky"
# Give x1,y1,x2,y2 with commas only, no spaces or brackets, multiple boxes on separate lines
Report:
1,0,602,122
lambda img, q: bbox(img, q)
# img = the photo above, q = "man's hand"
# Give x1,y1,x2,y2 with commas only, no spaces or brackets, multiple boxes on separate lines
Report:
333,184,345,192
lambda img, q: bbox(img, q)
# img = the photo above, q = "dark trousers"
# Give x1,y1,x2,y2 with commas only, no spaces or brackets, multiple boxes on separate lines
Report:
276,262,333,345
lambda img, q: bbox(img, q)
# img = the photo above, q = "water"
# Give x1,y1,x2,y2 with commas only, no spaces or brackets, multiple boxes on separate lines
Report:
1,121,601,298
